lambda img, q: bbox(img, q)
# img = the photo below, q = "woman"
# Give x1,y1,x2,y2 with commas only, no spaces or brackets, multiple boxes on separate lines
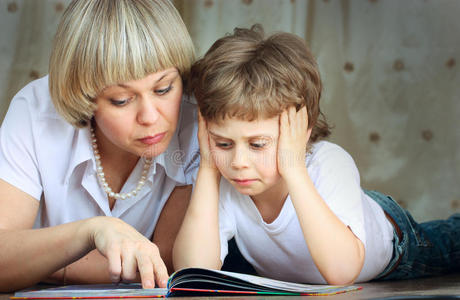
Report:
0,0,198,292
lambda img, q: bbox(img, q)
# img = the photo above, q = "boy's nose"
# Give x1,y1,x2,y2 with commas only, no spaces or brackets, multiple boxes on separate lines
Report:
137,98,160,125
230,149,250,169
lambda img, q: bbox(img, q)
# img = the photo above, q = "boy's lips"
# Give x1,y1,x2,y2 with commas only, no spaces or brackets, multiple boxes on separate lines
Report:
232,178,257,186
138,132,166,145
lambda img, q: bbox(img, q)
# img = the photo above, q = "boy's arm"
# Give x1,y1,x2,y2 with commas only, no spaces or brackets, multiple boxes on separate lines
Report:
173,114,222,270
278,107,365,285
285,170,365,284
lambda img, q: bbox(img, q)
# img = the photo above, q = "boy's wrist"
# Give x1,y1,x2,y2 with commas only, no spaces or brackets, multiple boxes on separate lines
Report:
198,165,221,181
282,165,309,186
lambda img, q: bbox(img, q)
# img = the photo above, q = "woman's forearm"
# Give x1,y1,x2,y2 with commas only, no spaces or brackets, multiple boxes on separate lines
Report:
0,219,94,292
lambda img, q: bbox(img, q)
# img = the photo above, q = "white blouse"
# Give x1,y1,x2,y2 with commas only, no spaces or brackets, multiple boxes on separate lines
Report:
0,76,199,237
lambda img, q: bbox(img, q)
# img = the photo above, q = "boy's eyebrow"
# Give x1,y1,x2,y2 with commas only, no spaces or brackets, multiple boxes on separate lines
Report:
208,130,272,140
208,131,226,139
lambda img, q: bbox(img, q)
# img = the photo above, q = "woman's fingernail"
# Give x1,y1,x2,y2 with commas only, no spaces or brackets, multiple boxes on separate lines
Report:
144,280,154,289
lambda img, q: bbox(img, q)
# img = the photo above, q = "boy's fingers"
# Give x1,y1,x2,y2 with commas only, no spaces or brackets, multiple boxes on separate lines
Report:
299,106,308,130
306,127,313,143
197,113,204,130
280,110,288,130
288,106,296,125
289,107,299,134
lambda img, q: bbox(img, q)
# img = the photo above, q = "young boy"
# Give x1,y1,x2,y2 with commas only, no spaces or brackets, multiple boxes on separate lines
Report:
173,25,460,284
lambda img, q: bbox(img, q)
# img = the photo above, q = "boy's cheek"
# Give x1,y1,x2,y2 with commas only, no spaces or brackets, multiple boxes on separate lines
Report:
211,154,229,171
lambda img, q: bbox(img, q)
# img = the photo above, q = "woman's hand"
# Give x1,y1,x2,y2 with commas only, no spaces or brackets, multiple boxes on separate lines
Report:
87,216,168,289
277,106,311,179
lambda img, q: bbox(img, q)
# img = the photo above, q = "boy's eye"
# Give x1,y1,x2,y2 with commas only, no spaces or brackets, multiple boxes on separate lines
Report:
155,85,172,95
215,142,232,149
250,142,266,149
250,138,269,149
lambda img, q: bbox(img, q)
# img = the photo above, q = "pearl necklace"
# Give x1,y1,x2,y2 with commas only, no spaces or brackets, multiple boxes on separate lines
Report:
90,127,153,200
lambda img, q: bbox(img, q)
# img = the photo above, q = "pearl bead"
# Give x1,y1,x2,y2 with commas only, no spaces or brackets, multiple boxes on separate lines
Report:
90,126,152,200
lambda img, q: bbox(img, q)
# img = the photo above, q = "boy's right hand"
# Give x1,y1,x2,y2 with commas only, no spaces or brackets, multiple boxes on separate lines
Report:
197,112,219,172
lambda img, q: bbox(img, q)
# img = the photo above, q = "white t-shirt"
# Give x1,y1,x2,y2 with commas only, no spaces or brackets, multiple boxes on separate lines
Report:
0,76,200,238
218,141,394,283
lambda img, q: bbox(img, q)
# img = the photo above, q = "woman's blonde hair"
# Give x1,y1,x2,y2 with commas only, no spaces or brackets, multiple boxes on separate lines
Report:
49,0,195,127
191,24,330,142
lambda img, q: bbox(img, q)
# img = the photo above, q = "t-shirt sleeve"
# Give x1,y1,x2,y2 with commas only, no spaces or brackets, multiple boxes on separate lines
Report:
0,95,42,200
308,143,366,245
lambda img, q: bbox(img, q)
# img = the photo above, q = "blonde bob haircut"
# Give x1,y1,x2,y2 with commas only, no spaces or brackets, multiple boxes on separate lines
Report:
49,0,195,128
191,24,331,143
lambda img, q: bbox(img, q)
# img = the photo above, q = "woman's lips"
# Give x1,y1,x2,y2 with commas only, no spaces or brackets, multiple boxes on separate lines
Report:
139,132,166,145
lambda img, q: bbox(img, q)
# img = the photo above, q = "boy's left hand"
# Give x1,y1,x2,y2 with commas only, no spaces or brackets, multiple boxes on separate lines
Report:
277,106,312,178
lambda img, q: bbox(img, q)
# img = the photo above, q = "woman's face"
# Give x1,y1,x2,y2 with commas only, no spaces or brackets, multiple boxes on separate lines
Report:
93,68,183,159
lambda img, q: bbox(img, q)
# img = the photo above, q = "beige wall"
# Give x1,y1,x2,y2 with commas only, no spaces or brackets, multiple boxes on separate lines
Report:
1,0,459,221
0,0,66,121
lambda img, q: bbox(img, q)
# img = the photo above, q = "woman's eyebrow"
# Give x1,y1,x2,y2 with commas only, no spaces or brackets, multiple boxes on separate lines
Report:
154,69,179,83
116,70,178,89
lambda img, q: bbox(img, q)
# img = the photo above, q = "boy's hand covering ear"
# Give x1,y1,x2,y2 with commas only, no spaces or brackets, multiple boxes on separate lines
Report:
277,106,312,177
197,112,219,171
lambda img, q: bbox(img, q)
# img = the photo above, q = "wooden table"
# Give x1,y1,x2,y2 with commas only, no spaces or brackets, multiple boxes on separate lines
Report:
2,272,459,300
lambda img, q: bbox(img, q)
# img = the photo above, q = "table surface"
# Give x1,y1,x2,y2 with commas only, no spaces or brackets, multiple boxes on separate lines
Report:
1,272,459,300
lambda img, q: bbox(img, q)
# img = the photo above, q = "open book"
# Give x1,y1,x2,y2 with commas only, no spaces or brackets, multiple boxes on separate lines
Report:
12,268,362,299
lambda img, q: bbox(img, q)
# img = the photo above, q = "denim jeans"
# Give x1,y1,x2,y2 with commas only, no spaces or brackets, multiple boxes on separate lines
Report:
365,190,460,280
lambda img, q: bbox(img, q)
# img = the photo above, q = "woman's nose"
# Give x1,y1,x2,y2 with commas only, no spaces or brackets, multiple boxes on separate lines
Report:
136,97,160,125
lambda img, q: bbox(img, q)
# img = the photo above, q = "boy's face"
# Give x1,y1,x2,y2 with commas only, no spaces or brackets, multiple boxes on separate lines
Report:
207,117,282,197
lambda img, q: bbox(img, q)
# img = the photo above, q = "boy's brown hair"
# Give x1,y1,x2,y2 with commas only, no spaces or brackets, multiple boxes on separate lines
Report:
190,24,331,143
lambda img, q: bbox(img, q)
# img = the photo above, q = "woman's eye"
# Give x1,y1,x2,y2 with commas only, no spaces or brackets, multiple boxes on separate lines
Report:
155,85,172,95
110,99,130,106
